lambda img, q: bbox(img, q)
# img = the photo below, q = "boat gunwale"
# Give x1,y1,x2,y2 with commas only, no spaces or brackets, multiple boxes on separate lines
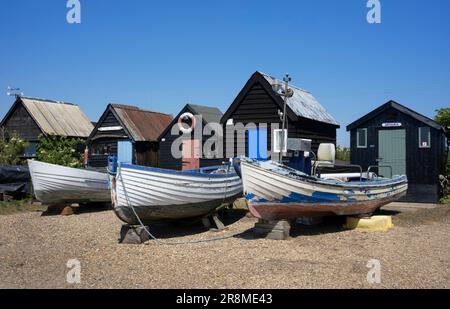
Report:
28,159,107,178
119,163,239,179
241,160,408,190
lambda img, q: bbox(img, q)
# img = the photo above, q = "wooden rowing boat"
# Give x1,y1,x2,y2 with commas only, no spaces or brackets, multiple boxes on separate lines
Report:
110,163,243,224
28,160,110,205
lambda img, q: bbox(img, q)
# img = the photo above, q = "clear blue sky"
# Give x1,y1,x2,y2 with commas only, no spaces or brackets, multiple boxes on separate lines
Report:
1,0,449,146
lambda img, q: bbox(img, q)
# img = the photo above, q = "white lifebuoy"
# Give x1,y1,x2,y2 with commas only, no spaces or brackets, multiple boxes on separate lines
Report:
178,112,196,134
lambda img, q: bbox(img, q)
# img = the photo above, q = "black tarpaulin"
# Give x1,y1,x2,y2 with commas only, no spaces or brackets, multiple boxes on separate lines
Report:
0,165,32,195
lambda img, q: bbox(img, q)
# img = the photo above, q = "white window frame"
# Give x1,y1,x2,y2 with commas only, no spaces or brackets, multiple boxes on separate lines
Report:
418,127,431,148
273,129,287,153
357,128,367,149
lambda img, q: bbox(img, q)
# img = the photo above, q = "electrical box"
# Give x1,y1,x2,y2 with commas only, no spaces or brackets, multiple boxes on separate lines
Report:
286,138,312,175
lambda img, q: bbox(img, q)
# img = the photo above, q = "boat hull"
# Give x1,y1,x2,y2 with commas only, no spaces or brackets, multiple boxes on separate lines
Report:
247,196,404,221
28,160,110,205
241,160,408,221
112,164,243,224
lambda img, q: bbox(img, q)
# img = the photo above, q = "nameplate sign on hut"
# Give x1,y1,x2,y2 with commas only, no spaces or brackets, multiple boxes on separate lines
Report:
382,122,402,128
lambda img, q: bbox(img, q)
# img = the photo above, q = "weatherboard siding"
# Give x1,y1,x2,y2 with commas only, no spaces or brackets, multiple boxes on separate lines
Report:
222,83,337,158
158,105,224,171
159,125,223,171
349,105,447,203
2,103,42,141
88,106,163,168
93,110,128,140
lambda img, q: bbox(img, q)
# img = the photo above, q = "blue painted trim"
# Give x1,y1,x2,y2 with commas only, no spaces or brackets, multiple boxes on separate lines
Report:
247,191,354,204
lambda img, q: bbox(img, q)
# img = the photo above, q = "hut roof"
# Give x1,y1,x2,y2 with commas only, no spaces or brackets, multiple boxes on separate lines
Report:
109,104,173,142
221,71,339,127
1,96,93,138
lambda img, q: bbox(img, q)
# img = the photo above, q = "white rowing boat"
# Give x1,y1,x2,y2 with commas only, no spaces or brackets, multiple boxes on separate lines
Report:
28,160,110,205
110,163,243,224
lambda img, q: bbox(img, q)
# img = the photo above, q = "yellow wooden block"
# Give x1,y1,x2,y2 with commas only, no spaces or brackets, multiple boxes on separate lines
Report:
344,216,394,232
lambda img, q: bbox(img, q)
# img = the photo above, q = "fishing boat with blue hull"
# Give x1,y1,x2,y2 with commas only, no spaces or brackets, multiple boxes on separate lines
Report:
241,159,408,221
109,162,243,225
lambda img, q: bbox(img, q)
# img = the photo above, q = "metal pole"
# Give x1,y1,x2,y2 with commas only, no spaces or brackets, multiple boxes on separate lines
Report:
280,74,289,163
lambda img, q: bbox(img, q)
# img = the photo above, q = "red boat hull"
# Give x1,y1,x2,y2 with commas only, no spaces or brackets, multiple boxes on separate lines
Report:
247,194,405,221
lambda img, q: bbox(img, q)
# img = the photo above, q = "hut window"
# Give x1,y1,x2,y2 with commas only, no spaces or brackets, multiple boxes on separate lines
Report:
92,143,113,155
357,128,367,148
273,129,287,153
24,142,38,156
419,127,431,148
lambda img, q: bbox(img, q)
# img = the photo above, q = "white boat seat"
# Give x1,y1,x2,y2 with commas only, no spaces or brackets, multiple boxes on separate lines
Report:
313,143,336,174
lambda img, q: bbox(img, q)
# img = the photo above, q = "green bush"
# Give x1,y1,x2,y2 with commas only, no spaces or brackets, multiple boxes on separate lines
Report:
36,134,84,168
0,131,28,165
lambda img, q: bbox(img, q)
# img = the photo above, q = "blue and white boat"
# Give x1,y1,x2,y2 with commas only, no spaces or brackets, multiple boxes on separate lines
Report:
240,159,408,221
109,163,243,224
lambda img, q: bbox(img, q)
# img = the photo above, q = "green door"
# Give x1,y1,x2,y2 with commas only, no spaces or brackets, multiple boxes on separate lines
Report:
378,129,406,177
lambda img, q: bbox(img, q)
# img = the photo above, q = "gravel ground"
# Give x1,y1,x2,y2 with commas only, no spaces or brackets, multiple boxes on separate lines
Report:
0,204,449,289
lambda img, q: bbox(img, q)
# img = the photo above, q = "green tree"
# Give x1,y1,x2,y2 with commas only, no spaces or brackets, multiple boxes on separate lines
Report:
0,131,28,165
435,108,450,202
435,108,450,176
435,108,450,130
36,134,84,168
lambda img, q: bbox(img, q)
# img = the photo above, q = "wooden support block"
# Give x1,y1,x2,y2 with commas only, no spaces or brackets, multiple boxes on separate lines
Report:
211,214,225,231
254,219,291,240
202,214,226,231
201,217,211,229
60,206,74,216
119,225,150,244
0,193,12,202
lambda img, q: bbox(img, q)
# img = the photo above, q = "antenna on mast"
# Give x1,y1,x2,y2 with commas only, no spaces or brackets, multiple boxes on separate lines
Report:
6,86,24,98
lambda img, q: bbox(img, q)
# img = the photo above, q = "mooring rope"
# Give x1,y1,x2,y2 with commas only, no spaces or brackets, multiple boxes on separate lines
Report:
116,164,241,245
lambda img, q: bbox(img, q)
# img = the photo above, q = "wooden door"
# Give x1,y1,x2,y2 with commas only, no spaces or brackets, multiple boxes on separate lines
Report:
378,129,406,177
117,140,133,164
182,139,200,170
247,128,268,160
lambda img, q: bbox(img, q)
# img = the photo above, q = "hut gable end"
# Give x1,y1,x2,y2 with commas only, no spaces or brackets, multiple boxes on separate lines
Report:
1,96,93,140
1,101,42,141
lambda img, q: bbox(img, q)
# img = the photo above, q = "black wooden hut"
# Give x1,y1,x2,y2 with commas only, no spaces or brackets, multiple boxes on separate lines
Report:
88,104,173,168
220,71,340,160
0,96,94,158
158,104,224,170
347,100,448,203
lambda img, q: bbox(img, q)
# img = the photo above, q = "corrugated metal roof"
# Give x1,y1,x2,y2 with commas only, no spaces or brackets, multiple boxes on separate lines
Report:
111,104,173,142
260,72,339,126
187,104,223,124
20,97,94,137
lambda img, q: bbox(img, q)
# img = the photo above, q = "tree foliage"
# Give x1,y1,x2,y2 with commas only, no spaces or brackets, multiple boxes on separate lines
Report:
435,108,450,130
336,145,350,162
435,108,450,175
435,108,450,201
0,131,28,165
36,134,84,168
